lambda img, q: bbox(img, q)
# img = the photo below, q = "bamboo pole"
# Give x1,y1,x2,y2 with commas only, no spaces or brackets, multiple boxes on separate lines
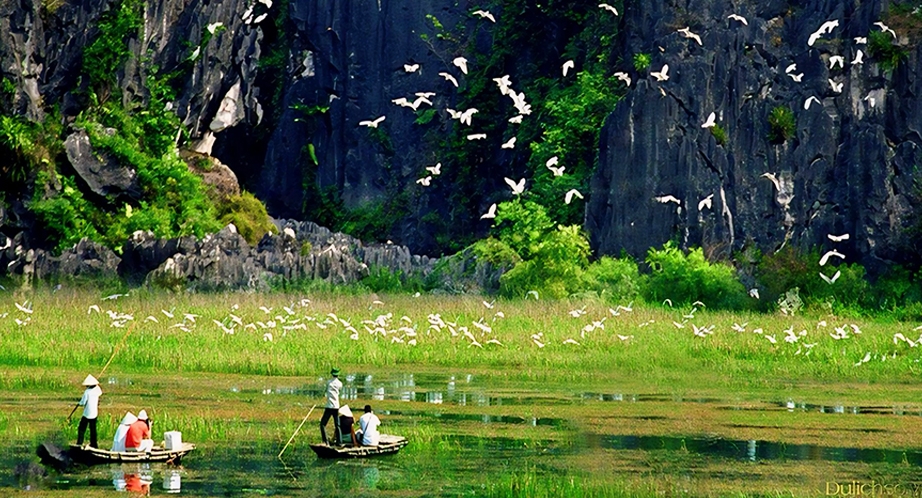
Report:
278,404,316,459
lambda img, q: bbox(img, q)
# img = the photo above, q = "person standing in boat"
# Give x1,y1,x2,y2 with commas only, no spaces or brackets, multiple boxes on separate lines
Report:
112,411,137,452
76,375,102,448
320,367,343,445
358,404,381,446
126,410,154,452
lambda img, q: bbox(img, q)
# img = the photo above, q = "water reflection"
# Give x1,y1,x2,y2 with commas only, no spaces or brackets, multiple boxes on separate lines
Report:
111,465,156,494
163,469,181,493
598,434,922,466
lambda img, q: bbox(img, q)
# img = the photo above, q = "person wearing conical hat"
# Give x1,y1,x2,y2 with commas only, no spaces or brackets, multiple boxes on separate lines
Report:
319,367,343,445
111,411,137,452
76,375,102,448
126,410,154,452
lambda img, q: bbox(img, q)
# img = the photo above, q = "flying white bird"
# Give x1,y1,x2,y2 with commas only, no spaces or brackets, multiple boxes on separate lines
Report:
761,172,782,192
562,60,575,77
439,72,459,87
404,63,420,73
727,14,748,26
677,27,703,46
804,96,821,110
508,115,524,124
654,195,681,205
459,108,478,126
785,63,798,73
547,165,565,177
854,37,867,45
819,249,846,266
504,177,526,195
651,64,670,81
864,93,876,108
613,72,631,86
808,19,839,46
425,162,442,175
466,133,487,140
453,57,468,74
472,9,495,22
829,79,844,93
565,189,584,204
749,288,760,299
701,112,716,128
493,75,513,95
15,302,33,314
206,22,224,34
874,21,897,39
852,50,864,65
828,55,845,69
481,203,497,219
598,3,618,15
359,116,386,128
828,233,850,242
788,72,804,83
501,137,516,149
416,176,432,186
820,270,842,284
697,194,713,211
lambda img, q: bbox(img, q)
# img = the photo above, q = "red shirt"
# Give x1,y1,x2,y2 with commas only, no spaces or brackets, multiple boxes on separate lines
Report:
125,420,150,449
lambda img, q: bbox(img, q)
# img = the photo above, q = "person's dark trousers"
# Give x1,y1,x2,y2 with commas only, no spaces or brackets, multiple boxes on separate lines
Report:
77,416,98,447
320,408,342,445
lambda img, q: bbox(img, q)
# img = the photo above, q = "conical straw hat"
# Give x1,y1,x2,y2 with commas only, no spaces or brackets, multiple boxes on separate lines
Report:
121,412,138,425
137,410,148,420
82,375,99,386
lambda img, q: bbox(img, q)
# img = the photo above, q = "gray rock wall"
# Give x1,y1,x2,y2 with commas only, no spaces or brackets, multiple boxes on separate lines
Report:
587,0,920,272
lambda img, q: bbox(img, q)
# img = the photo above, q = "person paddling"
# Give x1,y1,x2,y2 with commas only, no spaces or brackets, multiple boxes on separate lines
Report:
76,375,102,448
320,368,343,445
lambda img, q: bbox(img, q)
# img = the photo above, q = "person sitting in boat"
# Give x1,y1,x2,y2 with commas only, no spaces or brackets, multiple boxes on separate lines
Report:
358,404,381,446
320,367,343,445
126,410,154,452
111,412,137,452
338,405,359,447
76,374,102,448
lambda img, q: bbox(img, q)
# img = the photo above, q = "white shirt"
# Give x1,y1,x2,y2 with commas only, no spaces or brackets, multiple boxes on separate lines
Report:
359,412,381,446
325,377,342,409
79,386,102,419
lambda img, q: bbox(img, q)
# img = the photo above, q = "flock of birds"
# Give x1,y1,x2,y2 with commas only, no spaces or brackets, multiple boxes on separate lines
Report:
3,294,922,368
353,5,901,289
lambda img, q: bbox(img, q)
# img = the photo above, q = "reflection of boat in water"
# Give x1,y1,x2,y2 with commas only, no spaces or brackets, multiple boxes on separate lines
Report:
309,435,408,459
37,442,195,469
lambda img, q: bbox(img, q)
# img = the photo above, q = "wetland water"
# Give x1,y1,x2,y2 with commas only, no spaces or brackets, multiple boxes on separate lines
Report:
4,370,922,496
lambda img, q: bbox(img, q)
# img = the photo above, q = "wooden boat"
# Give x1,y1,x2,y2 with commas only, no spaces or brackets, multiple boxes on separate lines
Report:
64,443,196,466
309,434,408,459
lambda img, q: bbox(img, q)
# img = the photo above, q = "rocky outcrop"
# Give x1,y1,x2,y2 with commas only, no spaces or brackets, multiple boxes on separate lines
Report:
587,1,921,273
65,130,138,198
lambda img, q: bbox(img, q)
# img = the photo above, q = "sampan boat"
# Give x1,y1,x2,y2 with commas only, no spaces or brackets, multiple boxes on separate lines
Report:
37,441,195,469
309,434,407,459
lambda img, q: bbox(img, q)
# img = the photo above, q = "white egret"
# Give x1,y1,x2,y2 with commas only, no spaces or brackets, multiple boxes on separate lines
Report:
547,165,565,177
452,56,468,74
854,37,867,44
359,116,386,128
804,96,821,110
501,137,516,149
472,9,495,22
598,3,618,15
404,63,420,73
820,270,841,284
701,112,716,128
14,302,33,314
654,194,681,205
677,27,702,46
564,189,584,204
613,71,631,86
785,63,798,73
466,133,487,140
829,79,844,93
459,108,478,125
828,55,845,69
546,156,559,168
697,194,713,211
788,72,804,82
504,177,526,195
874,21,897,38
206,22,224,34
749,288,760,299
827,233,849,242
425,162,442,175
852,50,864,65
438,72,459,87
508,115,524,124
651,64,670,81
481,203,497,219
88,304,100,314
562,60,575,77
728,14,748,25
819,249,846,266
416,176,432,186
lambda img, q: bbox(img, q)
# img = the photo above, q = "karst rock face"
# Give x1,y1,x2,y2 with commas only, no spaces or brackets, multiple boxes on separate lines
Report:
586,1,921,273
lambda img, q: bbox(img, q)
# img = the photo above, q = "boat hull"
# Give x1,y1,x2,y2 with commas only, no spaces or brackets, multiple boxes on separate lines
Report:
309,435,407,459
66,443,196,466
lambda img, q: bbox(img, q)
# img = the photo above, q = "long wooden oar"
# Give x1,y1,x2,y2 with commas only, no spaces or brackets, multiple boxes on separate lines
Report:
69,321,138,421
278,404,317,459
